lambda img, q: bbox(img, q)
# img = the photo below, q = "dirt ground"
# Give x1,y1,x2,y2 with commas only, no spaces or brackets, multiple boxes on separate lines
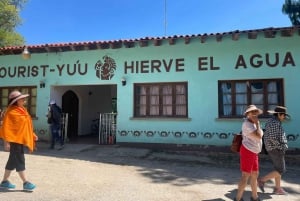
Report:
0,142,299,201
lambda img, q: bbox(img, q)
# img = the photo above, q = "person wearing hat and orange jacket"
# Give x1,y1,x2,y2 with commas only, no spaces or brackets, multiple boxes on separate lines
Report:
235,105,264,201
257,106,290,195
0,90,38,191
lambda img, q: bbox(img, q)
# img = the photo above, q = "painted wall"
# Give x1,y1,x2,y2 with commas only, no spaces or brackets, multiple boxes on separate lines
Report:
0,30,299,148
116,33,300,148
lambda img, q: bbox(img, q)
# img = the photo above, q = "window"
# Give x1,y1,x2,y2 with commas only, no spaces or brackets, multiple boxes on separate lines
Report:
0,86,37,117
218,79,284,118
134,82,188,118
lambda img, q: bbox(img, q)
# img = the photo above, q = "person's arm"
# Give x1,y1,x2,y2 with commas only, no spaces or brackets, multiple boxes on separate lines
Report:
242,120,262,141
3,140,10,151
277,124,288,150
249,116,263,140
252,122,263,139
33,133,38,141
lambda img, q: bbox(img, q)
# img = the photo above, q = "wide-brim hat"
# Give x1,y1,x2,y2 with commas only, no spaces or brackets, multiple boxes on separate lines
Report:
9,90,29,106
244,105,263,115
268,106,290,117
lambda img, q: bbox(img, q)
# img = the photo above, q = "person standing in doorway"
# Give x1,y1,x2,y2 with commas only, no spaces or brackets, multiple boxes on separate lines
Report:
235,105,263,201
47,100,64,150
258,106,290,195
0,90,38,191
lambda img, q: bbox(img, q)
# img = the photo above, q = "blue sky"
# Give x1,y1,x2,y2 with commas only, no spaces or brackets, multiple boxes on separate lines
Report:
17,0,292,45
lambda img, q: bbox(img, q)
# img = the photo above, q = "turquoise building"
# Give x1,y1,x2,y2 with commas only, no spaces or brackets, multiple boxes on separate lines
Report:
0,26,299,148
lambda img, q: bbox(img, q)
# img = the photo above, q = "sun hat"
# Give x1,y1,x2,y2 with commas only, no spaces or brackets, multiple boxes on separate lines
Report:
9,90,29,106
268,106,290,117
244,105,263,115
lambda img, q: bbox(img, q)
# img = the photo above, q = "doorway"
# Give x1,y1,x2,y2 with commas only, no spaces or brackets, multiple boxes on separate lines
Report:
62,90,79,140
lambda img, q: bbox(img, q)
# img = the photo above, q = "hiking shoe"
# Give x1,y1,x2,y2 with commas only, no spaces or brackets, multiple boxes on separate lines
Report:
23,182,36,191
257,178,265,193
0,180,16,189
273,187,287,195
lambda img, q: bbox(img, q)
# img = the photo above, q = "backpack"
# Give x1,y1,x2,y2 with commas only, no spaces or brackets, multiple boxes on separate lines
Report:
48,104,62,124
47,107,52,124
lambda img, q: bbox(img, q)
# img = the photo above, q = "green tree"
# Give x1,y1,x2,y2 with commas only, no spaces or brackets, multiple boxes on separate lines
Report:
282,0,300,25
0,0,27,47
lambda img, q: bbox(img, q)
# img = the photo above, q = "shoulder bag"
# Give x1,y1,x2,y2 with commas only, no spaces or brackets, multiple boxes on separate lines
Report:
230,133,243,153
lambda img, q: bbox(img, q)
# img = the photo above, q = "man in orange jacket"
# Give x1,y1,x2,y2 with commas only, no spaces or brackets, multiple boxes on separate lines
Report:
0,90,38,191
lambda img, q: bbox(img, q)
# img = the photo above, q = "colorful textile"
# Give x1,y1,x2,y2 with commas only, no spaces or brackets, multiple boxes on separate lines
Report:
0,105,36,152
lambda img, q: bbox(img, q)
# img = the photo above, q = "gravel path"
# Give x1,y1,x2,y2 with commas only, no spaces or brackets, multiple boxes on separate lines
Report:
0,143,299,201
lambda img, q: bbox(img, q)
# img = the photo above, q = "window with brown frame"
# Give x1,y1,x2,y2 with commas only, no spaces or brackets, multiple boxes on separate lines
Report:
0,86,37,117
134,82,188,118
218,79,284,118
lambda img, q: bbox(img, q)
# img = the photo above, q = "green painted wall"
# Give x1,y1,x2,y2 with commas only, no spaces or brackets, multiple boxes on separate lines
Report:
0,30,299,148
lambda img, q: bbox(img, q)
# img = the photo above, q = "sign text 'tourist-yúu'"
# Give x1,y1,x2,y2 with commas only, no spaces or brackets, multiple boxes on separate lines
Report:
0,52,295,78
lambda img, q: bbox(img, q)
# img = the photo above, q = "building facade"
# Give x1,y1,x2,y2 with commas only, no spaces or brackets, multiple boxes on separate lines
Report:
0,26,299,148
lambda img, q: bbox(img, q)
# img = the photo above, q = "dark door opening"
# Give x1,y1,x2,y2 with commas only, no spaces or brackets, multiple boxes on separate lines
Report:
62,90,79,140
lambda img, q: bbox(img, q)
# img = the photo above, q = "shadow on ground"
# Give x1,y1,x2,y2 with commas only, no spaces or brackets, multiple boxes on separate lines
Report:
1,139,300,200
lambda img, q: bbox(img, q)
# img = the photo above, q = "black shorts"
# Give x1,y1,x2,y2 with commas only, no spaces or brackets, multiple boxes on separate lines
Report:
5,143,25,172
268,149,286,174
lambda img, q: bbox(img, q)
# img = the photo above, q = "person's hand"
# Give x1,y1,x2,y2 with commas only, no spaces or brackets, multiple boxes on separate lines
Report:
34,134,38,141
250,115,259,124
4,141,10,152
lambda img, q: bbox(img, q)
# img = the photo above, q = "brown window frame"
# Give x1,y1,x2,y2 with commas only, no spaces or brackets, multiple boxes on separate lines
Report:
134,82,188,118
218,79,284,118
0,86,37,118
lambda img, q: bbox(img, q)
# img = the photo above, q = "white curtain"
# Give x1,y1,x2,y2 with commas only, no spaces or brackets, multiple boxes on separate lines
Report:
221,83,232,115
139,86,147,115
149,86,159,115
175,85,186,115
251,83,263,108
235,83,247,115
138,84,187,116
267,81,278,110
221,81,279,116
162,85,172,115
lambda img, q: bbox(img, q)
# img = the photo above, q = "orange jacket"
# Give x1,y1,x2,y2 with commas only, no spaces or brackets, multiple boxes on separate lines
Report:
0,105,37,152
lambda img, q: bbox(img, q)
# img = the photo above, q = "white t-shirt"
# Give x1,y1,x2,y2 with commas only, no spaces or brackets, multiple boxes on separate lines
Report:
242,119,263,154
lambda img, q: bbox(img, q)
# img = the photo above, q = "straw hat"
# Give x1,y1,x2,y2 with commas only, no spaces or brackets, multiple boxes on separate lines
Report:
9,91,29,106
268,106,290,117
244,105,263,115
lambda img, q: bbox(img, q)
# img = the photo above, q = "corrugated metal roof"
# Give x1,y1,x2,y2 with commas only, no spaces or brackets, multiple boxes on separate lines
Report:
0,26,299,56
